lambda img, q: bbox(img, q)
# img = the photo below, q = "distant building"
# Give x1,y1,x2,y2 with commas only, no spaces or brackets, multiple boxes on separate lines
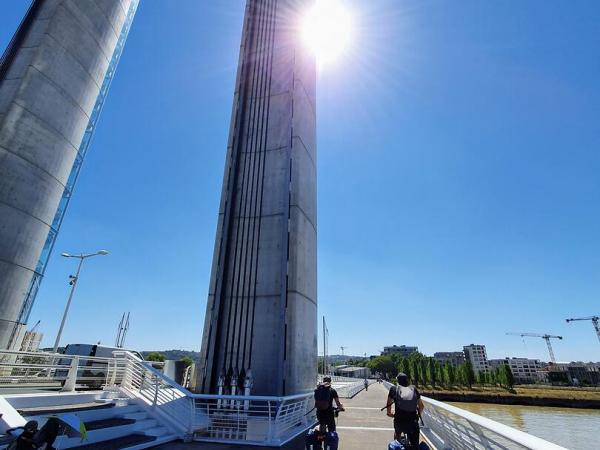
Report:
334,366,371,379
19,330,43,352
434,352,465,367
547,362,600,386
382,345,418,358
488,357,542,384
463,344,489,374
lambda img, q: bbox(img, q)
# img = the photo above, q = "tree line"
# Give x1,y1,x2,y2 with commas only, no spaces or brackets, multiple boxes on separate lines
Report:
365,352,514,389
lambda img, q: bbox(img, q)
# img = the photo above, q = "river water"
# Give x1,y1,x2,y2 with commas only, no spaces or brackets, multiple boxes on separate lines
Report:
450,402,600,449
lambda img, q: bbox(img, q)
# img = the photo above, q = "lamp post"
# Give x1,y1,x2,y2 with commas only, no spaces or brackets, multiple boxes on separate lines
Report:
52,250,109,353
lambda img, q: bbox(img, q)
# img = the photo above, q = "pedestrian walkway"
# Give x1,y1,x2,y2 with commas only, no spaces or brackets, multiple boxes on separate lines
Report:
335,382,396,450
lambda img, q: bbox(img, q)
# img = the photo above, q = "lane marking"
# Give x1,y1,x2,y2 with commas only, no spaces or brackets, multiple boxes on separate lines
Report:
337,426,395,431
343,407,382,410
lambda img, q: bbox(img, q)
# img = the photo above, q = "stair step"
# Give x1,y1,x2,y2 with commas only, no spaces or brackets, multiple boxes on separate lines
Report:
70,433,156,449
122,412,148,420
142,425,169,437
124,434,178,449
85,418,136,431
24,404,141,424
18,402,115,417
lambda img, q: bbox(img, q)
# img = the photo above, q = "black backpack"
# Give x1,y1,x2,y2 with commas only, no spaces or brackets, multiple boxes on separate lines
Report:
314,384,332,411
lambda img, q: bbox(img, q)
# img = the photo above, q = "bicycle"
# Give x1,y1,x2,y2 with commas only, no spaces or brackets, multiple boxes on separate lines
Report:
305,407,342,450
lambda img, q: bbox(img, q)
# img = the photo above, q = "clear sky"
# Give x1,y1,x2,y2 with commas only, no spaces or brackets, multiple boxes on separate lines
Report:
2,1,600,363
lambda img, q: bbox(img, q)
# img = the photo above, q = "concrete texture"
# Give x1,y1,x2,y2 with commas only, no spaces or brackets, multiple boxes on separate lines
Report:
0,0,136,348
196,0,317,396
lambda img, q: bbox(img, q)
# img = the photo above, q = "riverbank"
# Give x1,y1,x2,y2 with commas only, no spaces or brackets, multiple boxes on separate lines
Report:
419,385,600,409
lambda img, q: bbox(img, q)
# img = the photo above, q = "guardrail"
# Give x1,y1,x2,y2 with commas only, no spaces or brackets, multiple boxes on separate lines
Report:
381,381,566,449
0,350,316,446
0,349,126,391
117,351,315,445
318,374,374,398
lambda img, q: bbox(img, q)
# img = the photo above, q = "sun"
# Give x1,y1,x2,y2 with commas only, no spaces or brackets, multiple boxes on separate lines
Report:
301,0,352,65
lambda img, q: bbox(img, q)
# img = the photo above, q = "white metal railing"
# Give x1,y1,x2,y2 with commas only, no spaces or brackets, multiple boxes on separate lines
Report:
318,374,374,398
0,350,316,446
116,352,315,445
0,349,127,391
190,392,314,446
381,381,566,450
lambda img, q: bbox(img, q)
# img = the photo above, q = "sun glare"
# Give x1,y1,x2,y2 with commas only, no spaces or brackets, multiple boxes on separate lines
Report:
302,0,351,65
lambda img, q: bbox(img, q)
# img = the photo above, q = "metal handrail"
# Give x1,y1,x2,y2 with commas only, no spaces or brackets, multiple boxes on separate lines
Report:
422,396,566,450
381,380,566,449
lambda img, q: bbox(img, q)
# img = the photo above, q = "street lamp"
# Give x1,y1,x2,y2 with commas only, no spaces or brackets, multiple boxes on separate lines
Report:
52,250,109,353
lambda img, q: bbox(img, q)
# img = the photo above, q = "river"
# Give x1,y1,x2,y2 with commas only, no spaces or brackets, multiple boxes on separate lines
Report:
450,402,600,450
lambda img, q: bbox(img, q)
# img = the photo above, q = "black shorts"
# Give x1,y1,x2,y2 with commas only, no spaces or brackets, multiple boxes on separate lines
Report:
394,418,420,449
316,409,336,432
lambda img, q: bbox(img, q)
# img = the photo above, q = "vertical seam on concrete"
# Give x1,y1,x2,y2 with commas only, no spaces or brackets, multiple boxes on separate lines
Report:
233,0,269,370
240,0,274,370
227,0,264,371
204,0,255,393
248,0,278,371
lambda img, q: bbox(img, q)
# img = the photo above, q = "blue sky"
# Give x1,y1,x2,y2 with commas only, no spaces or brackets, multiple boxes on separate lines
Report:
2,1,600,362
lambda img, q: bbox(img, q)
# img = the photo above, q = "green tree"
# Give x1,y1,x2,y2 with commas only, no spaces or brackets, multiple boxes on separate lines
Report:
497,364,514,389
427,358,437,387
367,356,396,379
180,356,194,367
409,356,421,386
447,364,456,386
462,362,475,389
419,358,428,385
146,352,165,362
399,357,411,380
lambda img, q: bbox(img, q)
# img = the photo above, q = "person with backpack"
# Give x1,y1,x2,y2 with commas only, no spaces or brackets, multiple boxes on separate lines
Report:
385,373,424,450
314,376,344,432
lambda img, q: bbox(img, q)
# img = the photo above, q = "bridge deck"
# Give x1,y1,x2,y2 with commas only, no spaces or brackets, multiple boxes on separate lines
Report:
155,383,427,450
336,382,396,450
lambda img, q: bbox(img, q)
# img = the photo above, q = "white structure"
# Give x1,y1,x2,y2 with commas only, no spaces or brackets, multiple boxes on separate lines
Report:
18,330,42,352
463,344,489,374
489,357,542,384
333,366,370,378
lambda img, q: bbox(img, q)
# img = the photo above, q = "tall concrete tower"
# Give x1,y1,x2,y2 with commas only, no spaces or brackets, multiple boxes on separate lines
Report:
196,0,317,396
0,0,138,349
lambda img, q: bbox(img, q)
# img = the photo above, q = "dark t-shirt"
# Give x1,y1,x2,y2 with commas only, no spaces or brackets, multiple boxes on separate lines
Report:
328,387,339,410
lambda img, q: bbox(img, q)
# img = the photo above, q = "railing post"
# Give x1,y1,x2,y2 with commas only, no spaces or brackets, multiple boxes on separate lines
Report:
61,356,78,392
153,375,159,407
267,400,273,444
468,420,492,449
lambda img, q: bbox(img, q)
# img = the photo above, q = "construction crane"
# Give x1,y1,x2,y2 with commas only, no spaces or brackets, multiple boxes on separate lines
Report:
566,316,600,344
506,333,563,363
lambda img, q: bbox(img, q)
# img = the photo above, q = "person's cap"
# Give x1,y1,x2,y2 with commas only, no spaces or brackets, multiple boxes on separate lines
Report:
396,372,409,386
